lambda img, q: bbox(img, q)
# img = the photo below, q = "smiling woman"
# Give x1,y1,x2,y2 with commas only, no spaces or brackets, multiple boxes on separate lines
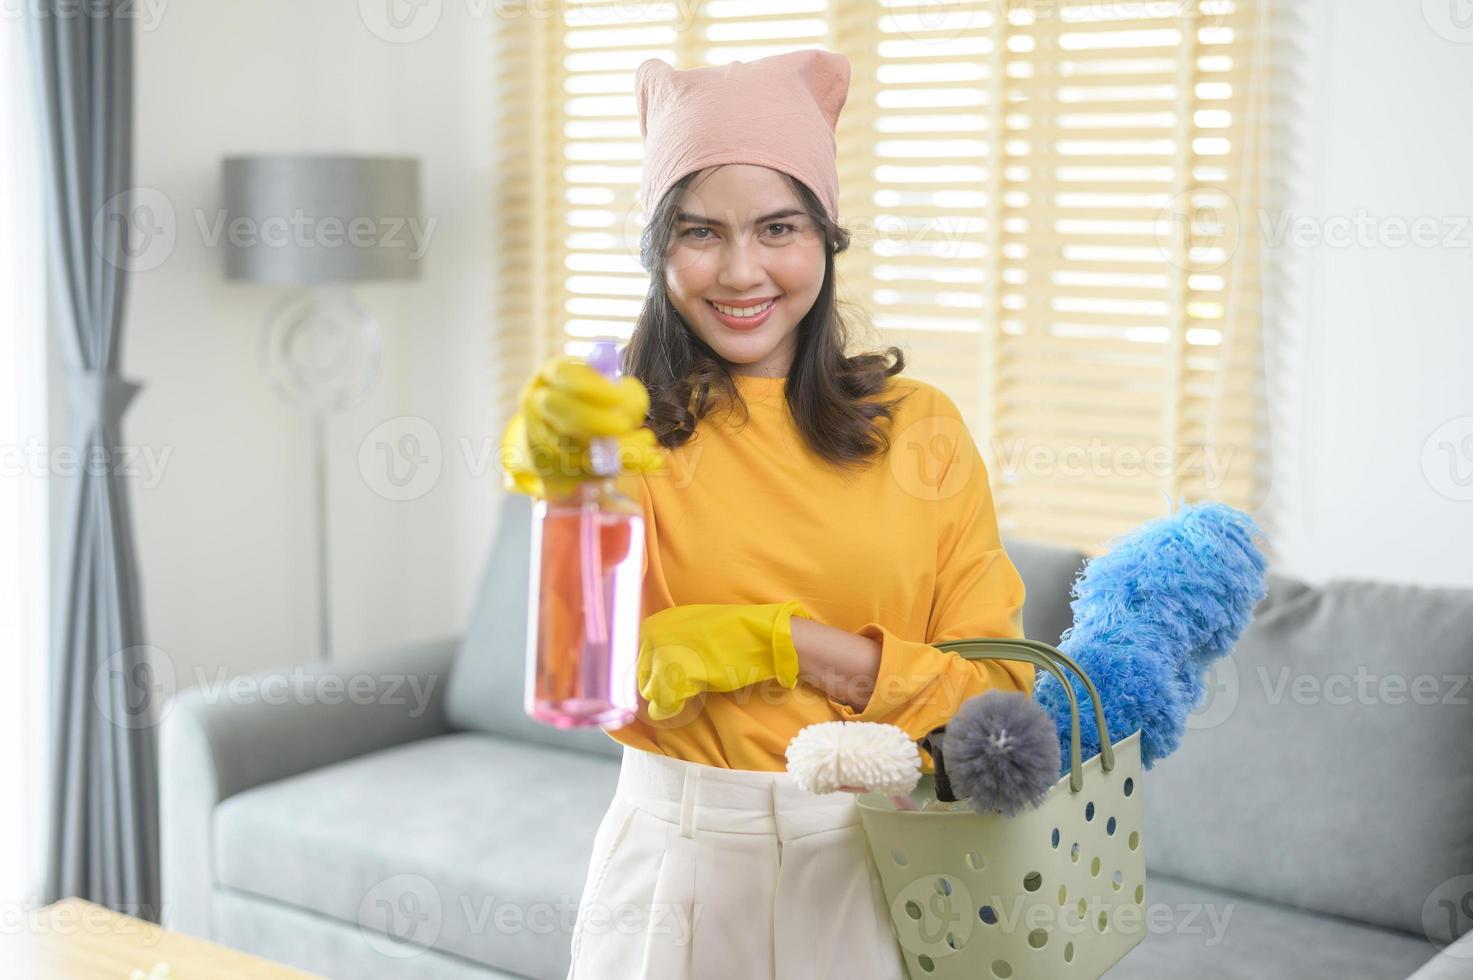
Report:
664,168,827,375
0,13,51,913
625,161,911,471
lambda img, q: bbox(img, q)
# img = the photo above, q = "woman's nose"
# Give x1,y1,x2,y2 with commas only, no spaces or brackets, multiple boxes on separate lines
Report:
717,239,766,289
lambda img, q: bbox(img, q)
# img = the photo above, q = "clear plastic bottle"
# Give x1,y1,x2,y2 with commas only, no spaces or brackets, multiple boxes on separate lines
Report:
523,342,645,729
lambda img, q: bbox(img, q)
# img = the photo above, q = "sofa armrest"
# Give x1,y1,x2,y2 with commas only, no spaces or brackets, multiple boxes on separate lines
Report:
1406,931,1473,979
158,635,459,938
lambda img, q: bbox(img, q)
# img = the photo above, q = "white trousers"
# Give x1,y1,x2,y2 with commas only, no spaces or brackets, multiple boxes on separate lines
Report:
566,745,908,980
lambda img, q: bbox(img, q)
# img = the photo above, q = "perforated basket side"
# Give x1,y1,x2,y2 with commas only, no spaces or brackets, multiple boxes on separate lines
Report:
858,731,1148,980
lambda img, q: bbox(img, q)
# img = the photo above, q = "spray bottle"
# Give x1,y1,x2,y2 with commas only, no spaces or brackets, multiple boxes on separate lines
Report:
523,342,645,729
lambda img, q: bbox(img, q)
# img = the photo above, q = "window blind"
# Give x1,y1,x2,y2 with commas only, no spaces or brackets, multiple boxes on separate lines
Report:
493,0,1269,554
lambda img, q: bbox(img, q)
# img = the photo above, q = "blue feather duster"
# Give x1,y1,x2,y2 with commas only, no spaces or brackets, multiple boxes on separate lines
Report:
1034,500,1268,771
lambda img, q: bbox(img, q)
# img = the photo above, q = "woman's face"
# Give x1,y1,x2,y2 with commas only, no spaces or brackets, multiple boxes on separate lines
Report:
663,165,827,378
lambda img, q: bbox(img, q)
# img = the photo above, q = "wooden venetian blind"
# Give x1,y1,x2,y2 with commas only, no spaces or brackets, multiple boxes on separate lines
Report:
493,0,1269,554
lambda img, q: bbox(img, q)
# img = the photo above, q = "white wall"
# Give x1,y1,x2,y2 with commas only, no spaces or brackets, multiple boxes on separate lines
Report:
90,0,1471,700
1268,0,1473,588
107,0,499,691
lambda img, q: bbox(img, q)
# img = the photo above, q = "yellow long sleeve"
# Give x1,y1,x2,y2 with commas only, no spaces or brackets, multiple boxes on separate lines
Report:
603,373,1031,771
824,410,1032,764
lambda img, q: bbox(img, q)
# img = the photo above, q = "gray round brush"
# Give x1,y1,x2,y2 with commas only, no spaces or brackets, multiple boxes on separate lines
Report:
945,690,1061,817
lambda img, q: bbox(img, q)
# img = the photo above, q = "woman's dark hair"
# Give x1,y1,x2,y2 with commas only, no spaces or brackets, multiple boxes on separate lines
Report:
622,166,911,472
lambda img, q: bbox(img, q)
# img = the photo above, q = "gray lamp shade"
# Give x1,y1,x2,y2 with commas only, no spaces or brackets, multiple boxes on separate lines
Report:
222,155,423,284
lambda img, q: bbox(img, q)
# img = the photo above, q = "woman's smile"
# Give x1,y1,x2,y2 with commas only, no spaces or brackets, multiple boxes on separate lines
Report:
705,296,780,331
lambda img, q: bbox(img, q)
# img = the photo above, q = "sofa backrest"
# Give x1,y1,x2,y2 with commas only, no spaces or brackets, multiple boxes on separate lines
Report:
1141,572,1473,940
445,494,1087,759
1002,537,1086,649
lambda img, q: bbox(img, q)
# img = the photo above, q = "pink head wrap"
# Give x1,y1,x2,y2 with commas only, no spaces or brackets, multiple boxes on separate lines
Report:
635,49,852,223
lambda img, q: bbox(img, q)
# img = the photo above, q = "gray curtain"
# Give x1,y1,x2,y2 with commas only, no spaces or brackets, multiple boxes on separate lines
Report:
30,3,159,920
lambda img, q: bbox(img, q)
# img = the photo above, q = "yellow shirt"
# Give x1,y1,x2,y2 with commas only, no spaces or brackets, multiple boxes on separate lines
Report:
608,371,1033,771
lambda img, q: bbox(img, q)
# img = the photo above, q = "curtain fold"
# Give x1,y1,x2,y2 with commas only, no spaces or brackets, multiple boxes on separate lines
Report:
30,2,159,921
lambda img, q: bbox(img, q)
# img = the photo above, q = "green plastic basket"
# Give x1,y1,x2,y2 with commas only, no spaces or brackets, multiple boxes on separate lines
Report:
856,637,1147,980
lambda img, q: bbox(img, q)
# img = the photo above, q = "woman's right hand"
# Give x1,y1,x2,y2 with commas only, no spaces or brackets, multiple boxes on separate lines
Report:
500,354,664,499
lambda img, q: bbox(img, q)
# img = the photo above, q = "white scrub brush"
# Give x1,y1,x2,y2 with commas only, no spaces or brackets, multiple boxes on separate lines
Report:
785,721,920,810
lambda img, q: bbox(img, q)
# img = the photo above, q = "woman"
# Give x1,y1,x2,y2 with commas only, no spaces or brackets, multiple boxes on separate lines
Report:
502,49,1033,980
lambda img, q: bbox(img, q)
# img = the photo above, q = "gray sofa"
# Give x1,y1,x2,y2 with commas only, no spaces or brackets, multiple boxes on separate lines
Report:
160,493,1473,979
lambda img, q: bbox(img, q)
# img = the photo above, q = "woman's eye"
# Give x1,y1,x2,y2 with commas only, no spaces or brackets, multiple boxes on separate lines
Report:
680,223,800,241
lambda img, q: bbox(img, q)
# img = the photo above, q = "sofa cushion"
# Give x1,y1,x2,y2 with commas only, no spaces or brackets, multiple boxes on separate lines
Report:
214,732,619,979
1002,537,1086,647
1106,872,1437,979
446,493,623,759
214,889,524,979
1141,572,1473,939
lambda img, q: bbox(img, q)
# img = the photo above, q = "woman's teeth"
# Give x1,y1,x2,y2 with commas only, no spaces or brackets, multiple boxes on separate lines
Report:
711,299,775,317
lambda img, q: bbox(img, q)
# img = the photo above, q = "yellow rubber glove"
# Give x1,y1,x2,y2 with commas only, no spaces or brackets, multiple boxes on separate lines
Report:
501,354,666,500
636,601,809,721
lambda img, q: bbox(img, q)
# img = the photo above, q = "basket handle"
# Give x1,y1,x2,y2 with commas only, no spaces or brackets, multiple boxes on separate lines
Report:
935,637,1116,793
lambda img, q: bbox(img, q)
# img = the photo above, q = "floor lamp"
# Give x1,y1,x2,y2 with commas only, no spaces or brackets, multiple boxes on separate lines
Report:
221,155,423,662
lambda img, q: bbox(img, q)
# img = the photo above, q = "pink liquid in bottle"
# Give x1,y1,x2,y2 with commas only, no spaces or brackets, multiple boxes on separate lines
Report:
524,342,644,729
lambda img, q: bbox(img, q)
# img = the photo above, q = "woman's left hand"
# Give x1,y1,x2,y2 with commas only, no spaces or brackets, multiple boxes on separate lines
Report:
636,600,810,721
